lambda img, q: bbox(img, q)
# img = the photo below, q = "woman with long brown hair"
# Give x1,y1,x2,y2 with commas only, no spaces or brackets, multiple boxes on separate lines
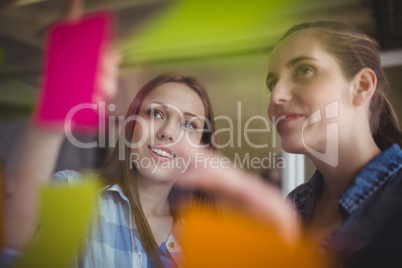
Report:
57,72,217,268
3,71,216,268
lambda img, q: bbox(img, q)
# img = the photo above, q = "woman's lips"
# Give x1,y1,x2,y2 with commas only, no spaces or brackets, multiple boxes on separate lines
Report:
148,146,176,162
274,113,304,126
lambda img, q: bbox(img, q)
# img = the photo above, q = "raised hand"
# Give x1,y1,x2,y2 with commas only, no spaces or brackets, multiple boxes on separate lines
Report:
175,147,300,244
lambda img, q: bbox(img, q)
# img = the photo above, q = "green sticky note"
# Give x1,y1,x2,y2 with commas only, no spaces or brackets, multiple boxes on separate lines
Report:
14,178,99,268
119,0,305,64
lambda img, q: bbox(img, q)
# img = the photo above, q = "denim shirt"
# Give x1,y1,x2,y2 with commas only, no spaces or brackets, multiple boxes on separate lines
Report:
288,144,402,268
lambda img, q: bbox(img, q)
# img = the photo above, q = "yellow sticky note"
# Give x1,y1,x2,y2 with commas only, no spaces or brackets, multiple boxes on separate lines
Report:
14,178,99,268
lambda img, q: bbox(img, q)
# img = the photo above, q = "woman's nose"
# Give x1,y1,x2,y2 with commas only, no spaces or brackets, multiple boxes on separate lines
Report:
157,121,177,142
269,80,292,105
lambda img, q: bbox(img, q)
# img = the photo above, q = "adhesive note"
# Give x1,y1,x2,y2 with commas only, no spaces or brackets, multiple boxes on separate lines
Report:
14,178,99,268
119,0,312,64
35,11,113,132
181,206,324,268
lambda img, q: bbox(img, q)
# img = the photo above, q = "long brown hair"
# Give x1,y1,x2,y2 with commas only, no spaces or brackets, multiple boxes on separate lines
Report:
97,72,216,267
279,21,402,150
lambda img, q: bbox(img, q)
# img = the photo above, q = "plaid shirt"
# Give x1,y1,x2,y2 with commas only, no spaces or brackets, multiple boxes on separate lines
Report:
52,170,183,268
287,144,402,267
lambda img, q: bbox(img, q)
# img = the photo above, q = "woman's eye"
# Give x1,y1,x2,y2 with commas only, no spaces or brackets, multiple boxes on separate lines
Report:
267,79,278,92
182,121,197,131
296,66,313,77
149,109,163,118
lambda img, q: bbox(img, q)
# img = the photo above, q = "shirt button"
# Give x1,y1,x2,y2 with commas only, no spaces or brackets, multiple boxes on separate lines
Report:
168,242,175,248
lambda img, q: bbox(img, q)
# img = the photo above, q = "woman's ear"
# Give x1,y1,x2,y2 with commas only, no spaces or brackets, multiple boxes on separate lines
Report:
352,68,377,106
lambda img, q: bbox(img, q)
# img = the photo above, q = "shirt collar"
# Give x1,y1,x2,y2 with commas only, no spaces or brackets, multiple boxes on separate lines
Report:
339,144,402,218
291,170,323,226
99,183,130,203
290,144,402,224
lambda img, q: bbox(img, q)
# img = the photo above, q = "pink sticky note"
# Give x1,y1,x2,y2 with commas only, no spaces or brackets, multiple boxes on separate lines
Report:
35,11,113,132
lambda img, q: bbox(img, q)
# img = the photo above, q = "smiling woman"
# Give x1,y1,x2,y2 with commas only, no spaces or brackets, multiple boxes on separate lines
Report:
267,28,355,155
65,73,217,268
3,72,217,268
269,21,402,267
131,82,207,181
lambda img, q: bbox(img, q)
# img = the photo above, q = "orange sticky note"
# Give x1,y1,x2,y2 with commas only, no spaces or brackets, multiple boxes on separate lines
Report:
181,207,323,268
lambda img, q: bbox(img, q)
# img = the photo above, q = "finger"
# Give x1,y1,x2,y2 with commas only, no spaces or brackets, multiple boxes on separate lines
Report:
175,146,257,192
101,50,120,97
109,49,122,65
175,148,300,243
93,48,121,103
178,166,299,244
180,145,233,172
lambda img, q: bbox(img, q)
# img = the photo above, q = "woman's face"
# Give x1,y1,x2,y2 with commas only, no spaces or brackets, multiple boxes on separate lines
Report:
131,82,206,183
267,30,354,155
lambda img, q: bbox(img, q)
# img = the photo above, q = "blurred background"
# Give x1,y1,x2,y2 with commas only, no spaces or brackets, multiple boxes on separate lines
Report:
0,0,401,194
